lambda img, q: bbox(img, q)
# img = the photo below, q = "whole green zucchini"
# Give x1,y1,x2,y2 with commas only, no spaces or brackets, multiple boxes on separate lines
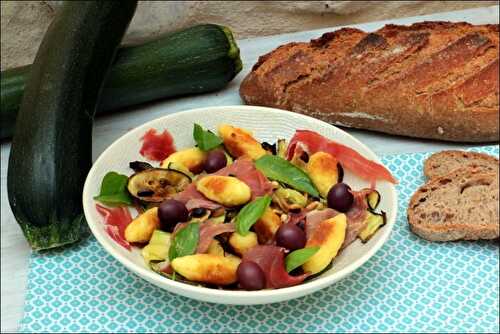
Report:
7,1,137,250
0,24,242,140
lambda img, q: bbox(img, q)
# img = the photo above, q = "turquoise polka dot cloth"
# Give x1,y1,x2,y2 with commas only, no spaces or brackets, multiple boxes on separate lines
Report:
20,146,499,333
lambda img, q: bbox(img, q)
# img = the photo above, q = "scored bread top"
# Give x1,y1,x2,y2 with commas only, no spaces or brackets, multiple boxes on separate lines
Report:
424,150,499,179
240,21,499,142
407,167,499,242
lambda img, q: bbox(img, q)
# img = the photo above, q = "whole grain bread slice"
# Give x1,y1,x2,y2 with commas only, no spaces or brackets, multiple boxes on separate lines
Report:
424,150,499,179
408,167,499,242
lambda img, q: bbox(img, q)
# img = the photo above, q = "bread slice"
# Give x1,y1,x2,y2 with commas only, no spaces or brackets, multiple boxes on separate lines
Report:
424,150,499,179
407,167,499,242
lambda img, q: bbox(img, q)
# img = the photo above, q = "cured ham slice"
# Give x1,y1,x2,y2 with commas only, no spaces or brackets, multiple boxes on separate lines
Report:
139,129,176,161
305,208,338,238
173,184,221,211
286,130,397,185
216,158,273,199
243,245,308,288
342,190,370,248
173,159,273,212
304,189,370,248
196,222,236,254
95,204,132,250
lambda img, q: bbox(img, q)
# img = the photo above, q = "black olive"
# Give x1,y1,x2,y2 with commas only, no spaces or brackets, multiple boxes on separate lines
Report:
158,199,189,231
137,190,154,197
237,261,266,290
261,142,277,155
276,224,306,251
327,183,354,212
191,208,207,218
129,161,154,172
204,150,227,173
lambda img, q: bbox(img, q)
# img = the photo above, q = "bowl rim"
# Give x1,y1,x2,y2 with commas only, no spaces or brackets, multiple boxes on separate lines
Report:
83,105,398,302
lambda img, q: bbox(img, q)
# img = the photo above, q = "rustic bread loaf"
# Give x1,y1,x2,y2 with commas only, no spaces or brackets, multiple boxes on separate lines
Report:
424,150,499,179
240,22,499,142
407,167,499,241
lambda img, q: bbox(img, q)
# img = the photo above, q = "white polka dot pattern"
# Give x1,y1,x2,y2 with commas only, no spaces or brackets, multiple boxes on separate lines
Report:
19,146,499,333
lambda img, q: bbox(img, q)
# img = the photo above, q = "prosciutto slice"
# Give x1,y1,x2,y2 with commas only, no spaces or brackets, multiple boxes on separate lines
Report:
286,130,397,185
171,220,235,254
172,159,272,211
139,128,176,161
95,204,132,250
185,198,221,211
243,245,309,288
305,208,338,238
215,158,273,199
342,190,370,248
173,184,221,211
303,189,370,249
196,222,236,254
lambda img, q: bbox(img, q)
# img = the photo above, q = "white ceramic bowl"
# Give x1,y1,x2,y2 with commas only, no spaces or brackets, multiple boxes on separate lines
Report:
83,105,397,305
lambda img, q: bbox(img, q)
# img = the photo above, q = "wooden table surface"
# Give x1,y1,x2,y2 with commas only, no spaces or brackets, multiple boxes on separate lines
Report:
1,5,498,332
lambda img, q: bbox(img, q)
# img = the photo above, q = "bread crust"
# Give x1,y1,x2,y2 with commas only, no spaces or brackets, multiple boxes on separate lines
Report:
240,22,499,142
407,167,499,242
423,150,499,179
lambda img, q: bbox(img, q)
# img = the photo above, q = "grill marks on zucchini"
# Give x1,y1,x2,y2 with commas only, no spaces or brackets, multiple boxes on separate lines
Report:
7,1,137,250
127,168,191,202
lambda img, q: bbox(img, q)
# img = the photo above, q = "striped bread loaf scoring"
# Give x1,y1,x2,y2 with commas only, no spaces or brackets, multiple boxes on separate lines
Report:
240,22,499,142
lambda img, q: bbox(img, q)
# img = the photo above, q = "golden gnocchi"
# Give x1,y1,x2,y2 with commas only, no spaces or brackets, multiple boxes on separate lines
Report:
196,175,251,207
161,147,206,173
171,254,241,285
207,239,225,257
218,124,267,160
229,232,258,255
253,207,282,244
302,213,347,274
124,207,160,243
306,152,339,197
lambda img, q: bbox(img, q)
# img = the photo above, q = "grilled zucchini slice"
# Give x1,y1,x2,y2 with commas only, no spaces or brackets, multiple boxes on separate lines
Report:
127,168,191,202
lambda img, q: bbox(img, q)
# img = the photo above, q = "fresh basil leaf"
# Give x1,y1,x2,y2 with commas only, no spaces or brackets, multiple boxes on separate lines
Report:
193,123,223,151
168,222,200,261
255,155,319,197
94,171,133,206
236,196,272,236
285,246,320,272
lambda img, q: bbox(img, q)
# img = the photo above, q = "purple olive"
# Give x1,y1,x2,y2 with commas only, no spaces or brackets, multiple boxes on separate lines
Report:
204,150,227,173
237,261,266,290
158,199,188,231
275,224,306,251
327,183,354,212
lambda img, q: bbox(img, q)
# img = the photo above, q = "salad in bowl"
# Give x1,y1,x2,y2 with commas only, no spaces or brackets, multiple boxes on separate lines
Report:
90,117,396,292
